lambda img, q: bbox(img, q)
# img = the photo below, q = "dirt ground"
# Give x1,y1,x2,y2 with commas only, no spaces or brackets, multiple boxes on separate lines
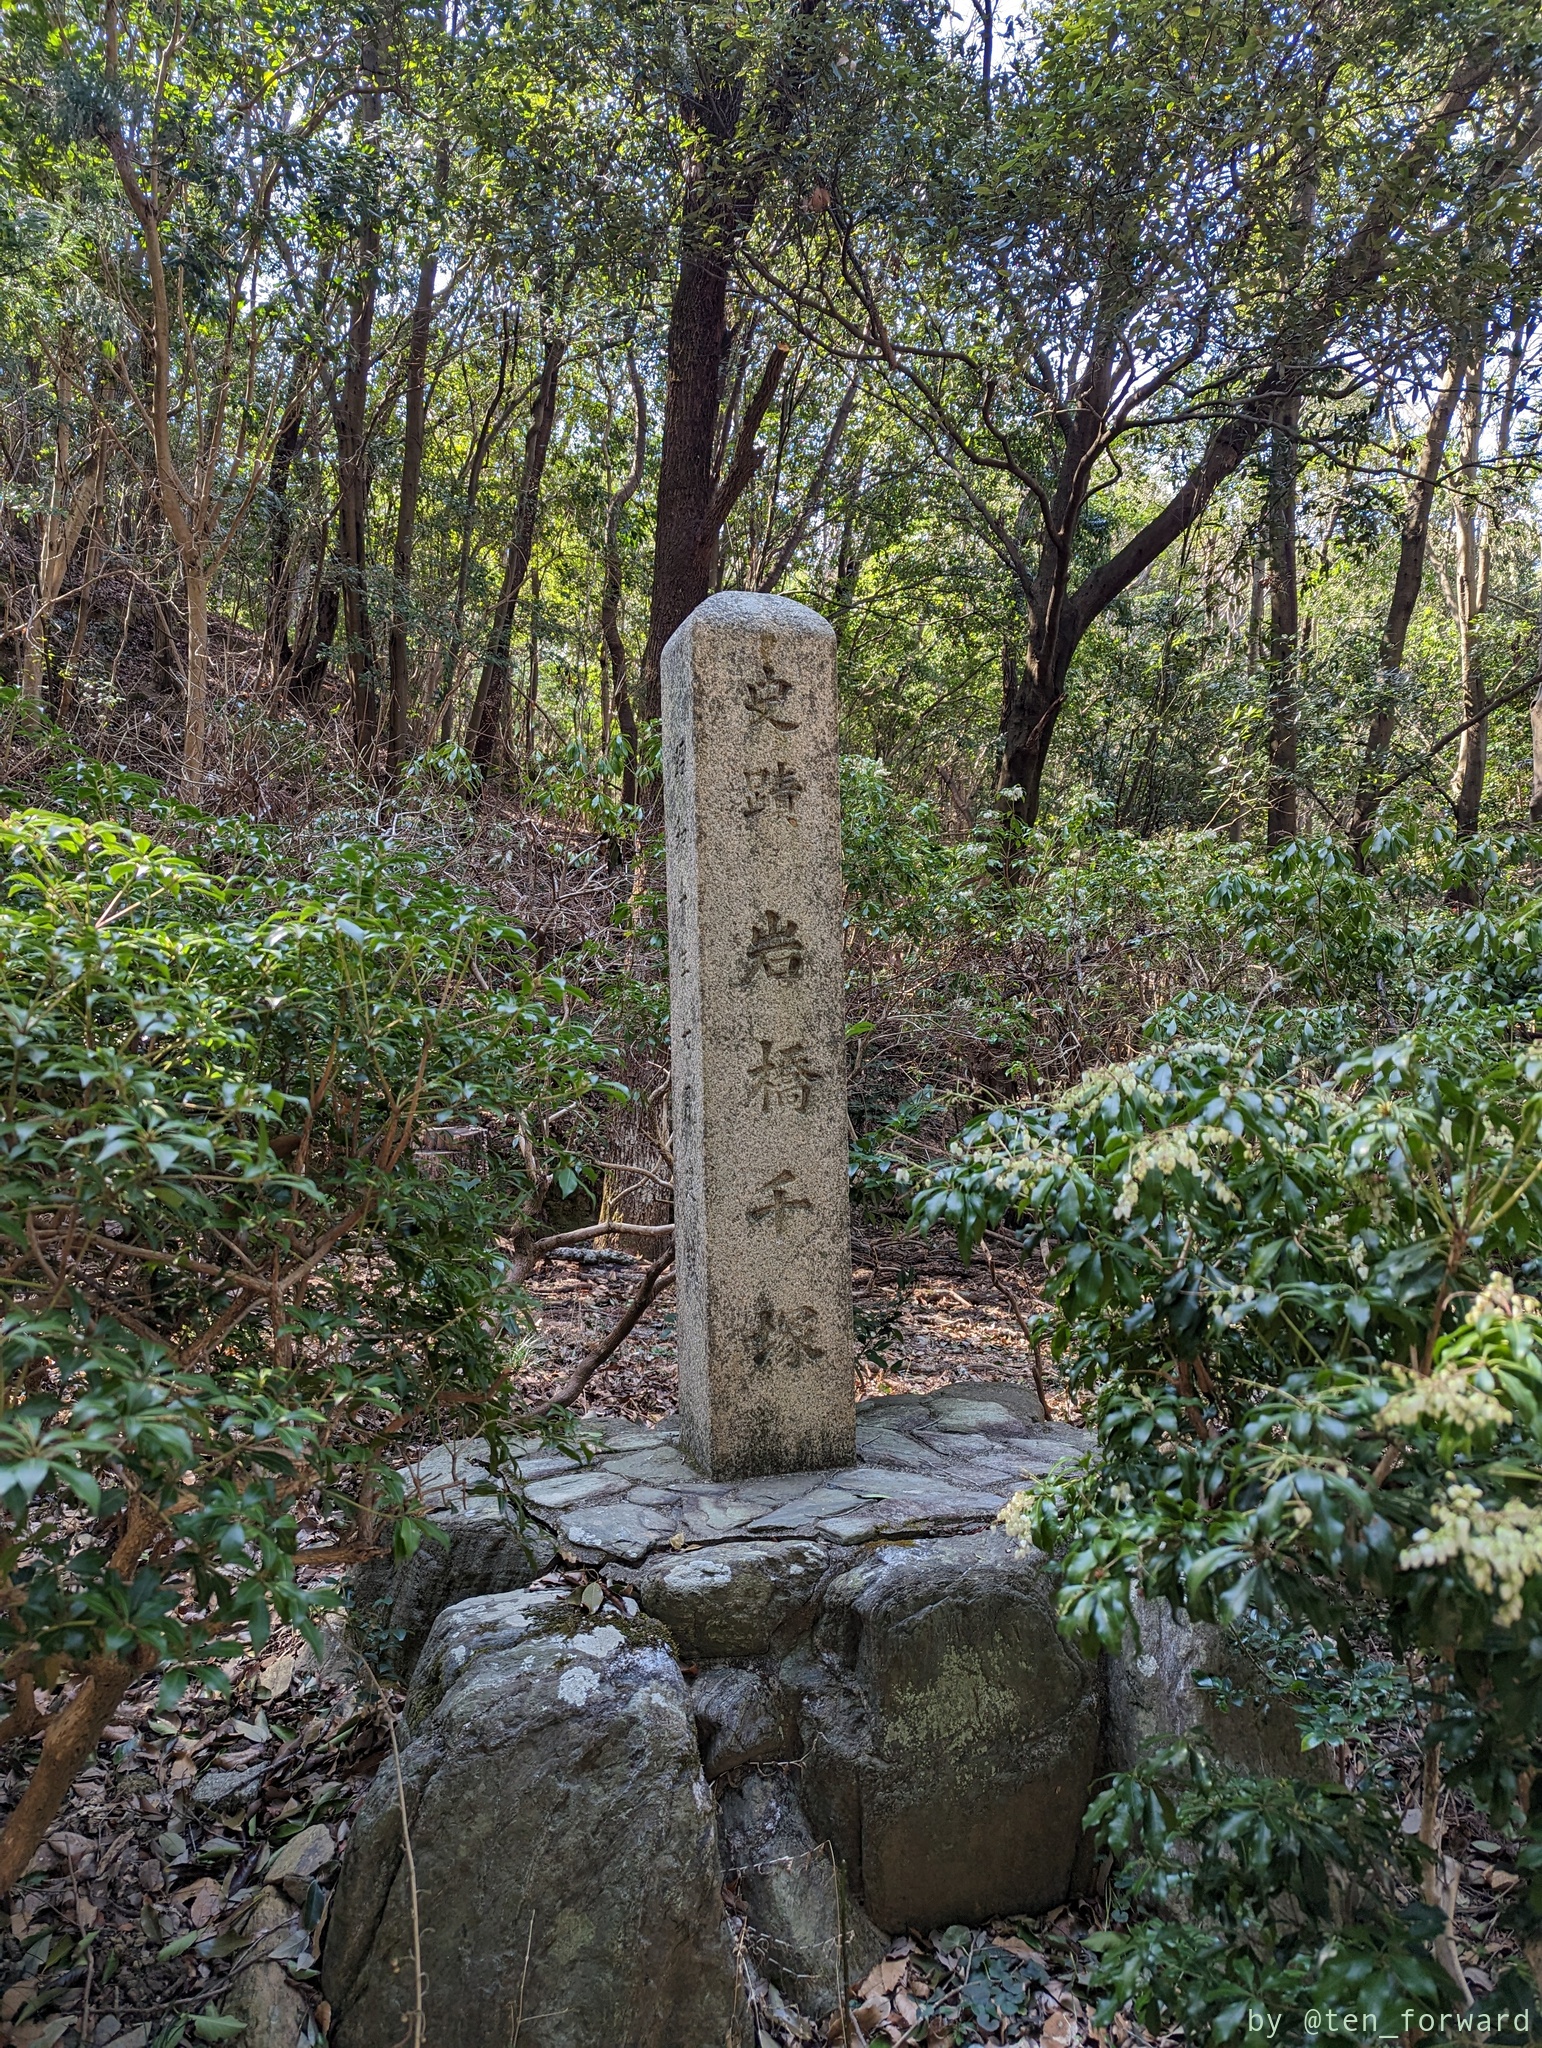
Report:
517,1231,1068,1426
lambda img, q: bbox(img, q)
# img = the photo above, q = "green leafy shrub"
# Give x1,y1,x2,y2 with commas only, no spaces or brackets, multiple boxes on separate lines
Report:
918,1004,1542,2021
0,810,617,1884
1085,1742,1454,2038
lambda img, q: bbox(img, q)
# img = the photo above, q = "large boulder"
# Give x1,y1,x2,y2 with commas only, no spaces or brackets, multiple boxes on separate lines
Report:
634,1538,829,1659
322,1590,742,2048
718,1767,885,2019
1106,1596,1330,1779
793,1529,1102,1930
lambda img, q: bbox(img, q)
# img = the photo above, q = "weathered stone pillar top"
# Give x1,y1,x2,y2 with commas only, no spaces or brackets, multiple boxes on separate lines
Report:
662,589,854,1481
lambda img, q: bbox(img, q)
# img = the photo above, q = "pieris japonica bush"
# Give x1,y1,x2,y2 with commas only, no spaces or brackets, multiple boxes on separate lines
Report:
0,810,617,1886
918,998,1542,2030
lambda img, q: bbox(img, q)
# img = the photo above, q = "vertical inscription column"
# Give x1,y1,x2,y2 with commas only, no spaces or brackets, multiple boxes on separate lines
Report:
662,591,855,1480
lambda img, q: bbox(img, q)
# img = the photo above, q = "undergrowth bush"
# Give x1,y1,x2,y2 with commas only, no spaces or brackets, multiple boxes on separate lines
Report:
918,835,1542,2030
0,808,617,1886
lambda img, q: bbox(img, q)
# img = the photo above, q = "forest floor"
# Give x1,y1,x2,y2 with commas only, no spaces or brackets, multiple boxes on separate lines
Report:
0,1244,1520,2048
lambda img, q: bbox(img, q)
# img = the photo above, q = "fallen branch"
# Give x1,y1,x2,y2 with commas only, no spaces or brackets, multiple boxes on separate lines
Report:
983,1242,1052,1420
506,1221,673,1288
523,1245,676,1416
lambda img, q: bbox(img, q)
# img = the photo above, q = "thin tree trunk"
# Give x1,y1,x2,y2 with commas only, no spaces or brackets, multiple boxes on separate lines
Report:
264,391,304,689
62,492,106,718
335,39,383,761
1348,347,1466,853
1266,394,1301,847
1530,675,1542,825
336,257,380,757
1246,550,1265,672
522,568,541,769
184,557,209,791
438,313,518,741
465,334,565,771
1450,361,1488,836
386,246,438,771
757,367,860,592
22,377,99,703
601,353,647,759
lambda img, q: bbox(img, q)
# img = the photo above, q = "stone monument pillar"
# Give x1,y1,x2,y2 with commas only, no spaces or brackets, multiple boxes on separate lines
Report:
661,591,856,1480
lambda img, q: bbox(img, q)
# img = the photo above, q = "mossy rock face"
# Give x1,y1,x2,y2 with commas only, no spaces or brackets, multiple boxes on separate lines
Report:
796,1528,1104,1930
1107,1596,1333,1782
635,1538,830,1659
323,1589,739,2048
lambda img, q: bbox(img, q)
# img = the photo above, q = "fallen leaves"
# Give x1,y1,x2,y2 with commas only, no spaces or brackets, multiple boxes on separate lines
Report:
0,1626,376,2048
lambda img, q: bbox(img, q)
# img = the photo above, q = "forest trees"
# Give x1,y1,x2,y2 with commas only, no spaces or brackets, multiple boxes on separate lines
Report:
1,0,1540,836
766,0,1542,822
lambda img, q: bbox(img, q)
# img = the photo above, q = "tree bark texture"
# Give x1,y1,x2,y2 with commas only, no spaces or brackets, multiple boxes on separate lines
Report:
386,246,439,770
1348,347,1466,853
1265,394,1301,848
465,333,565,771
1450,360,1489,836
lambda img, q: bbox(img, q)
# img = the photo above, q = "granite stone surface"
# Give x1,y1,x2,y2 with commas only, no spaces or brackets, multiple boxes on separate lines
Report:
661,591,856,1479
412,1384,1086,1584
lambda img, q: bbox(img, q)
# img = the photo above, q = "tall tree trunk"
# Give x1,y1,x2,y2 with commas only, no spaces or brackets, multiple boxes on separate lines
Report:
386,245,438,771
335,39,383,762
1348,347,1466,854
264,392,304,689
1449,363,1488,837
1530,674,1542,825
1265,394,1301,847
336,255,380,757
465,334,565,771
999,637,1072,823
636,3,820,729
601,353,647,758
637,223,735,727
184,557,210,792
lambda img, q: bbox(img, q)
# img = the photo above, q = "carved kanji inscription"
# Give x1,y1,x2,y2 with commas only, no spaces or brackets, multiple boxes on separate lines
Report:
751,1301,825,1374
743,635,800,730
743,763,804,817
745,1039,822,1112
747,910,804,980
747,1169,814,1234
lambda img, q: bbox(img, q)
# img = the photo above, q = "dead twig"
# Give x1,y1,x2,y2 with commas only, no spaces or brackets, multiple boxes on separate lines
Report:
523,1246,676,1415
983,1243,1052,1419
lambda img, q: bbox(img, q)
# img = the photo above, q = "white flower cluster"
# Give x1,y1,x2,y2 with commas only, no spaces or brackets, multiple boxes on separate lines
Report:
1467,1271,1541,1324
1380,1372,1508,1436
1400,1481,1542,1625
998,1488,1035,1543
1112,1131,1240,1221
